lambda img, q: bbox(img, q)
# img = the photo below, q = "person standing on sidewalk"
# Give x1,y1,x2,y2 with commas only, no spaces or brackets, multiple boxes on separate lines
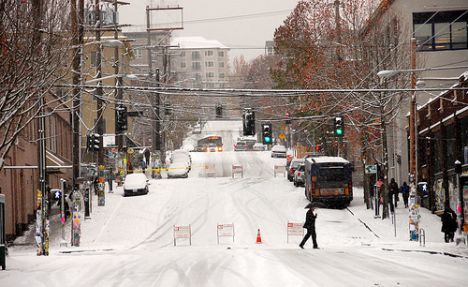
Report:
299,206,318,249
389,178,399,210
400,182,410,208
441,205,458,243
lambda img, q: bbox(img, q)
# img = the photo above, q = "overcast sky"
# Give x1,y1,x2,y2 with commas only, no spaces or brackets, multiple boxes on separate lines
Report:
119,0,301,62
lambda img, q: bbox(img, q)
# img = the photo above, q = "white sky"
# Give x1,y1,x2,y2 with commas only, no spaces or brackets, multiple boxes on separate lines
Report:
3,120,468,286
119,0,301,62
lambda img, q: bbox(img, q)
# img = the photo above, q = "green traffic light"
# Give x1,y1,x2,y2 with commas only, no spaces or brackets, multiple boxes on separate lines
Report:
264,136,271,143
336,129,343,136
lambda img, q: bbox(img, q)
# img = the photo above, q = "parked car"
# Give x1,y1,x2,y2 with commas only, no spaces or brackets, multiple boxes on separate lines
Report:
252,143,265,151
234,141,248,151
293,164,306,186
271,145,287,158
167,161,190,178
123,173,149,196
287,158,305,181
170,149,192,170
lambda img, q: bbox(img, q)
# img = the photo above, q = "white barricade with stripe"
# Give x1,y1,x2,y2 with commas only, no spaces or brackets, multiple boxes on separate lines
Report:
274,165,286,177
217,223,235,244
205,163,216,177
173,225,192,246
287,222,304,243
231,164,243,178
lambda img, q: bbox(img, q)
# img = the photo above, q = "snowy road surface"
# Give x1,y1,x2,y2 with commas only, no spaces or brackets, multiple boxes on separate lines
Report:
1,121,468,286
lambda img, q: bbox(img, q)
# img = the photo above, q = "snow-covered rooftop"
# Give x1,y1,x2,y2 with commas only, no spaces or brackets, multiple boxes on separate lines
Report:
170,36,229,50
306,156,350,164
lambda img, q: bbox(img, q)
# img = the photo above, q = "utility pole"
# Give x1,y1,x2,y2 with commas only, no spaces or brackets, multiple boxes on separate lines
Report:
153,69,162,163
409,38,417,193
32,0,49,256
70,0,84,248
112,0,129,151
95,0,105,206
334,0,342,61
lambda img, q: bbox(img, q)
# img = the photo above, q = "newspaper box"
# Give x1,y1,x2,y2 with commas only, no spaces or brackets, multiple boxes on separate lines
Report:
173,225,192,246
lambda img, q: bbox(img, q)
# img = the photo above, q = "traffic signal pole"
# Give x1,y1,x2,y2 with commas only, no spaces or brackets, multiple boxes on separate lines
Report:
95,0,105,206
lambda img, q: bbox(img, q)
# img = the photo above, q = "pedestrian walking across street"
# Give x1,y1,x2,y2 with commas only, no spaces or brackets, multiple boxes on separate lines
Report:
299,205,318,249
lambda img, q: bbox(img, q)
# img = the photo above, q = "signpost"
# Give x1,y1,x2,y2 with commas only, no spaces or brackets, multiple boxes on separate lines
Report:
287,222,304,243
217,223,235,244
365,165,377,174
173,225,192,246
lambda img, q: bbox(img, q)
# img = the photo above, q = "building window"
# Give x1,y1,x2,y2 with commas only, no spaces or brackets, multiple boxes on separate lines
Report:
206,72,215,78
180,62,186,68
218,51,224,57
134,49,143,59
192,51,200,60
205,61,214,67
413,10,468,51
192,62,201,70
180,51,185,57
205,50,213,56
218,62,224,68
219,73,225,78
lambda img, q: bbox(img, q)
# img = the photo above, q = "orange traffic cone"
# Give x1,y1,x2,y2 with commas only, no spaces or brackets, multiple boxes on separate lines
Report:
256,229,262,244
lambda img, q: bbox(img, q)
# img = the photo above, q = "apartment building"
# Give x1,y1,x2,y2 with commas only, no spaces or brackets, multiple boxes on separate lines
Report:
364,0,468,192
169,36,230,89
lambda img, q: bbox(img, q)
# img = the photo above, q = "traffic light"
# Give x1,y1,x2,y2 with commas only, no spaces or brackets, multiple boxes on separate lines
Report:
116,105,128,133
215,104,223,118
87,133,102,152
262,123,272,145
243,110,255,136
315,144,321,152
334,116,344,137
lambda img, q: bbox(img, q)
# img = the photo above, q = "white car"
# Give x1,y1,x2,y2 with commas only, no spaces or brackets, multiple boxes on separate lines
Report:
167,160,190,178
123,173,149,196
271,145,287,158
253,143,265,151
170,150,192,169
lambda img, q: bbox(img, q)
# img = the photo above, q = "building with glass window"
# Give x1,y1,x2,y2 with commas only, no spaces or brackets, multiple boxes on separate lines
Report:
364,0,467,211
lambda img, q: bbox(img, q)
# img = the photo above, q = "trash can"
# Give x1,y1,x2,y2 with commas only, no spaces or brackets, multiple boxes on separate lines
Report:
0,194,6,270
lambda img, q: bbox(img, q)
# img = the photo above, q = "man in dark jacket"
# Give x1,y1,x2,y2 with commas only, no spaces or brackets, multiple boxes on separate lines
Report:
299,206,318,249
441,206,458,243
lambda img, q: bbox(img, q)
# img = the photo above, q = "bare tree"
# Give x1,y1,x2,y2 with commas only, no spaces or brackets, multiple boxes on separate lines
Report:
0,0,74,170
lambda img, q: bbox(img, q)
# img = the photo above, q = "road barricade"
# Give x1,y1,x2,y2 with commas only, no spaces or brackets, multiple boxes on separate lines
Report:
173,225,192,246
274,165,286,177
217,223,235,244
231,164,243,178
287,222,304,243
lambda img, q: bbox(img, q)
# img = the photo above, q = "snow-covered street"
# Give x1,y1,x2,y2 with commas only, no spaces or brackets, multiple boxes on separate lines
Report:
1,121,467,286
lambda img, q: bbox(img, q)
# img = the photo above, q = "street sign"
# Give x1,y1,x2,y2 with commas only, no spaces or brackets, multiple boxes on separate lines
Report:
127,148,134,154
365,165,377,174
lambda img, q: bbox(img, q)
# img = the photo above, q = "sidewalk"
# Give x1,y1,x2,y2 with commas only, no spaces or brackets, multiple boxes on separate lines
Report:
348,193,468,258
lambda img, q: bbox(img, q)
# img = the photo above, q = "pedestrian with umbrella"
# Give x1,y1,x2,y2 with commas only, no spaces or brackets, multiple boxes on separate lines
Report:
299,202,321,249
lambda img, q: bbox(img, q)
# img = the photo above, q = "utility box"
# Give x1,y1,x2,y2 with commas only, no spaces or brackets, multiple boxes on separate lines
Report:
0,194,6,270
